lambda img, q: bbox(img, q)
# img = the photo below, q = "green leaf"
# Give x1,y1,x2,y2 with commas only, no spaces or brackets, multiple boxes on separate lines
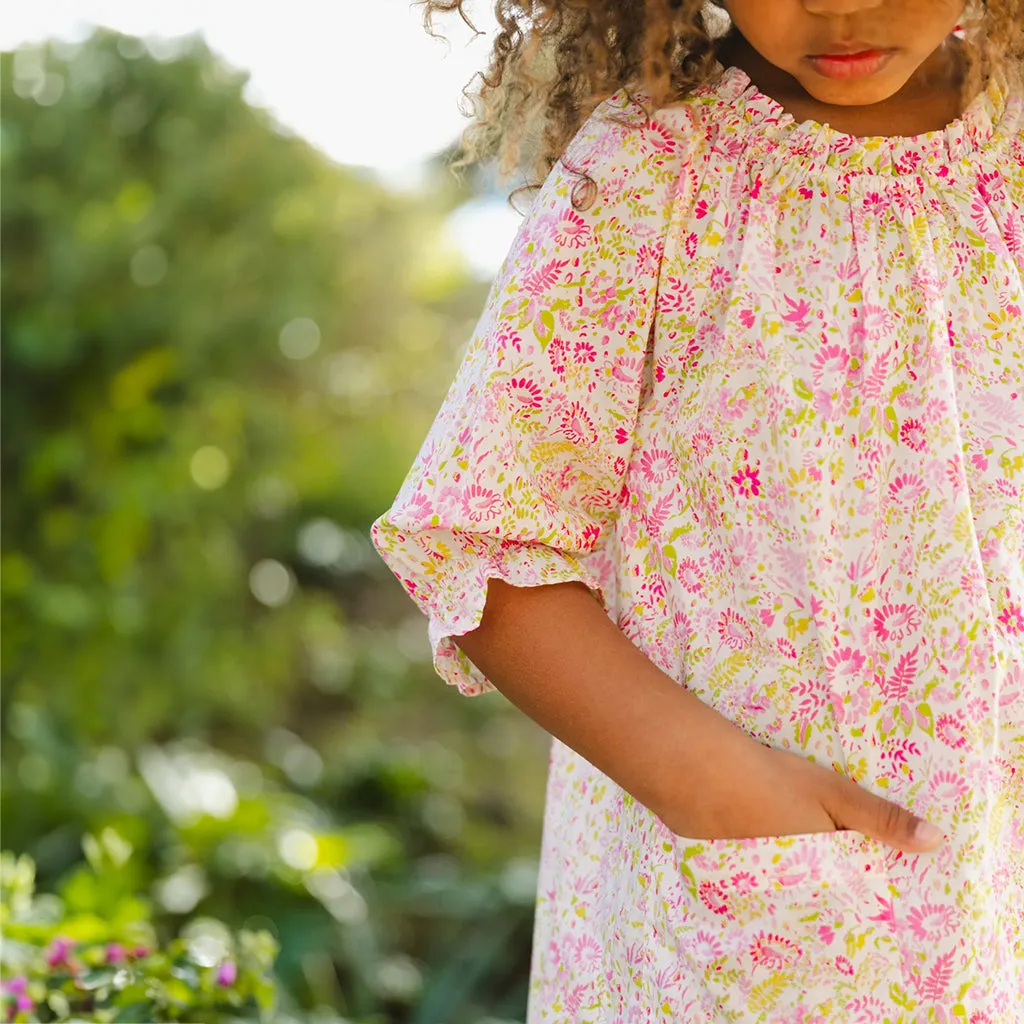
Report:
169,962,200,987
661,543,678,578
535,309,556,350
793,378,813,402
79,966,118,990
114,1002,156,1023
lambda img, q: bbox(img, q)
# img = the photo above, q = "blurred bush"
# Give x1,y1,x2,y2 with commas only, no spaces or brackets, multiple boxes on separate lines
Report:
1,849,277,1023
1,30,544,1023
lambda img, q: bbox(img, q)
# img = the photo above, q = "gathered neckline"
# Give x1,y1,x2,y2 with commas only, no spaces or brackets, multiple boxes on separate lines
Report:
696,62,1020,178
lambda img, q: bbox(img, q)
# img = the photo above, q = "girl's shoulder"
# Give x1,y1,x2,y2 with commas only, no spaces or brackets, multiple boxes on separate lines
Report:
559,79,722,190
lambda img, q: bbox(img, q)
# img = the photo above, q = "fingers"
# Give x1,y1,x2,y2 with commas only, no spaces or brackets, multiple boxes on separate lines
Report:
822,774,945,852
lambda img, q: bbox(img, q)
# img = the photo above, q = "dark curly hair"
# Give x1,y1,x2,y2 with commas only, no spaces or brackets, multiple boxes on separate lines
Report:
421,0,1024,184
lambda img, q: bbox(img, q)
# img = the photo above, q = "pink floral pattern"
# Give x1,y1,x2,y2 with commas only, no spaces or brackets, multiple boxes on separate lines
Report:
373,64,1024,1022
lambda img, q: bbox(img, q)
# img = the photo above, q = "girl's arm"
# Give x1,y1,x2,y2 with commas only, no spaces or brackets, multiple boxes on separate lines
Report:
457,579,944,852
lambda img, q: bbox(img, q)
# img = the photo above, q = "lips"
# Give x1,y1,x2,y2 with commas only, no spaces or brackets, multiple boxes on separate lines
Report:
807,48,896,81
811,41,888,56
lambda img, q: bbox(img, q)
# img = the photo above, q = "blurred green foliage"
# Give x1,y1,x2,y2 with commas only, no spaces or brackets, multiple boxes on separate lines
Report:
1,30,545,1023
2,849,278,1022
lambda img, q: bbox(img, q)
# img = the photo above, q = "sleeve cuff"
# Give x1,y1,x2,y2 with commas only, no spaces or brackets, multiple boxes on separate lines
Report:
422,538,606,696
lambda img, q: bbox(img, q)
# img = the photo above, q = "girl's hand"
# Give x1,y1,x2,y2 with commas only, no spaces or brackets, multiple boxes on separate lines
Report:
456,580,944,857
655,727,944,852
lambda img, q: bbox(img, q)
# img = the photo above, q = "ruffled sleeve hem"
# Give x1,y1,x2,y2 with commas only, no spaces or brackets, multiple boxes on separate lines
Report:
428,539,606,695
372,518,606,696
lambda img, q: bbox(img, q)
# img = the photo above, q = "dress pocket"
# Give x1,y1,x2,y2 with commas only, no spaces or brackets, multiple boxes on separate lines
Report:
666,830,904,1019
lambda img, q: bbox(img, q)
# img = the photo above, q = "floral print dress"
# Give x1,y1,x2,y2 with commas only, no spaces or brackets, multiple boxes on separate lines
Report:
371,64,1024,1022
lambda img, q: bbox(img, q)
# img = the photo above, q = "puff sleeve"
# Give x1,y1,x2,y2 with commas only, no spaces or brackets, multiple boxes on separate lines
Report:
371,93,688,694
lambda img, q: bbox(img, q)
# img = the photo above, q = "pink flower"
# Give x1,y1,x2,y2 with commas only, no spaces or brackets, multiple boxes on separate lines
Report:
888,473,926,506
863,192,888,216
657,276,697,315
965,695,990,722
899,417,927,450
573,340,596,364
636,242,662,279
731,463,762,499
749,931,802,969
718,609,754,650
45,937,74,968
998,602,1024,635
608,354,643,385
729,871,758,894
698,879,730,915
936,712,968,750
872,602,921,642
906,901,956,942
638,447,678,485
584,270,616,308
106,943,127,964
216,960,238,986
861,303,894,340
573,934,602,969
928,770,969,808
811,343,850,383
507,377,542,409
813,387,850,421
563,983,592,1015
834,955,855,976
777,638,798,659
825,646,866,681
494,323,522,356
690,431,714,461
560,401,597,445
555,210,592,248
547,335,568,376
689,929,724,962
710,266,733,292
677,559,705,594
460,485,502,523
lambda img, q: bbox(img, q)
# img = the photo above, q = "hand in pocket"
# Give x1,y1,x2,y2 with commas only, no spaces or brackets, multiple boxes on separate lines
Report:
657,726,945,853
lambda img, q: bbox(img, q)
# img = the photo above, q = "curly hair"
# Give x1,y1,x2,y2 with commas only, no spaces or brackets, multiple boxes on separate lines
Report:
421,0,1024,185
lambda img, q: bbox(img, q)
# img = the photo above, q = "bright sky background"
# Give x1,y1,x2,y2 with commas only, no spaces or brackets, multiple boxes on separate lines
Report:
1,0,519,274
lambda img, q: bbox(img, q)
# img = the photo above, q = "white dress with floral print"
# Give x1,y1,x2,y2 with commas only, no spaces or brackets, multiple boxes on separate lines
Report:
372,65,1024,1022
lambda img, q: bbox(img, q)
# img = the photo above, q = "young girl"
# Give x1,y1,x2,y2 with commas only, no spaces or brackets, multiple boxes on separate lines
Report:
373,1,1024,1019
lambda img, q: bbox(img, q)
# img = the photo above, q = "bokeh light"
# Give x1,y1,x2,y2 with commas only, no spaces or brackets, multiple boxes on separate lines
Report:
278,316,321,360
190,445,231,490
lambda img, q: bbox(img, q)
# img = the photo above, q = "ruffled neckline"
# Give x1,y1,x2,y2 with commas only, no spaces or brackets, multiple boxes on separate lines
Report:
701,62,1020,177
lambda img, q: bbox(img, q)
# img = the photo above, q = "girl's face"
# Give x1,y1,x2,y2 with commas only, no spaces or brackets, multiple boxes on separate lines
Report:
723,0,966,107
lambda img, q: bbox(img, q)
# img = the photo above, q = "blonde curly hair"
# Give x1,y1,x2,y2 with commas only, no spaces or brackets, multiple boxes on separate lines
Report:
421,0,1024,184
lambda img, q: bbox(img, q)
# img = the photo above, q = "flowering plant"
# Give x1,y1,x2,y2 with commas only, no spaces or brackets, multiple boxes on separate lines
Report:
0,843,278,1023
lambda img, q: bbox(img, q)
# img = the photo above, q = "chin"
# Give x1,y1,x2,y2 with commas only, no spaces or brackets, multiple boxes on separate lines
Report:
797,73,908,109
